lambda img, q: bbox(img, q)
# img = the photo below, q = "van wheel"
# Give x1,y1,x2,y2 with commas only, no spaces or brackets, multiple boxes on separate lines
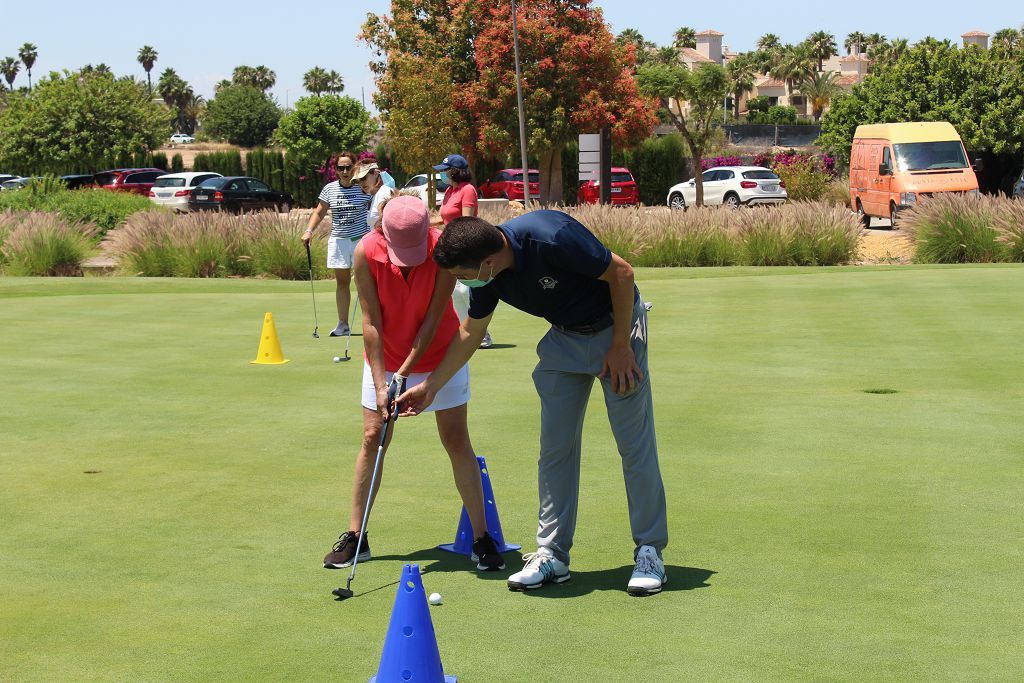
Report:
724,193,741,209
889,202,898,229
856,200,871,228
669,193,687,211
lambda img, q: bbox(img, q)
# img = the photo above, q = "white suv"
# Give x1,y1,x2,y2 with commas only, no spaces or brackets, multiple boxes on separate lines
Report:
169,133,195,144
667,166,787,210
401,172,449,208
149,172,223,212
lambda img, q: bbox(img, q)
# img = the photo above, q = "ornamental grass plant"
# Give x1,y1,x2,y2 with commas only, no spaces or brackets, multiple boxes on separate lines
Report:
107,210,327,279
0,211,98,276
902,194,1006,264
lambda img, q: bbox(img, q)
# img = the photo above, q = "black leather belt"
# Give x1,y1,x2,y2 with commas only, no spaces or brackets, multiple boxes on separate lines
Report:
553,313,614,336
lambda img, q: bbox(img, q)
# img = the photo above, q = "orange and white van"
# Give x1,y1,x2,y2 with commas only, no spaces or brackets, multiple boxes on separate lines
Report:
850,122,979,227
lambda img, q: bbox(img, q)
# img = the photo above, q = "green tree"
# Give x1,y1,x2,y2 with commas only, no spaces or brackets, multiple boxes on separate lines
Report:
137,45,158,94
673,27,697,50
797,71,841,121
303,67,329,95
807,31,837,72
819,40,1024,165
771,43,816,101
204,85,280,146
726,54,758,119
757,33,782,53
275,94,374,167
637,61,730,207
1,58,21,91
0,69,169,174
844,31,866,55
157,68,194,133
18,43,37,89
232,65,276,92
325,70,344,94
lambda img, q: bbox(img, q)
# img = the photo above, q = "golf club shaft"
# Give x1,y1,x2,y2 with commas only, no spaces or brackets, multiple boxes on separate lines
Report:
344,411,394,590
305,242,319,335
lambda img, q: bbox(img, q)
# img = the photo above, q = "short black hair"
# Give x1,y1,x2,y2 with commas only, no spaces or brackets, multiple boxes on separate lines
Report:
434,217,504,268
447,166,472,183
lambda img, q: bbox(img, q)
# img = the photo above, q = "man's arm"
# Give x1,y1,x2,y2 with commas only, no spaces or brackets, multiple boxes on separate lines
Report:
397,312,492,416
598,252,643,395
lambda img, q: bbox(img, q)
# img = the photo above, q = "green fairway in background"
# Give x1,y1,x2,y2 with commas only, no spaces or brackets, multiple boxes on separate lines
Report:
2,266,1022,681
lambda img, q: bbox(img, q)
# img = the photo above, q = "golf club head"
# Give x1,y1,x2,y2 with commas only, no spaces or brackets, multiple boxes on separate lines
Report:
312,329,319,339
332,586,354,600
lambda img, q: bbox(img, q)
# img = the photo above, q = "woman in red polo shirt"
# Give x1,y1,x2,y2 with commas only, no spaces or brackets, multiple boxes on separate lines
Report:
321,194,505,573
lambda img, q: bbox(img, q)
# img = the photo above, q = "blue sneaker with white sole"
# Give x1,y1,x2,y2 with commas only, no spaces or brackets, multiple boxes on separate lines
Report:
627,545,666,596
507,550,570,591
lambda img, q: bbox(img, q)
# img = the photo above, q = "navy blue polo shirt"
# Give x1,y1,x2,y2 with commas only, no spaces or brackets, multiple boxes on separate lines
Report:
467,210,614,327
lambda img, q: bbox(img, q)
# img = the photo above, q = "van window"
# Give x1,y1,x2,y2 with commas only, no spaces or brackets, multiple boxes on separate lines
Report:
893,141,968,171
882,147,892,170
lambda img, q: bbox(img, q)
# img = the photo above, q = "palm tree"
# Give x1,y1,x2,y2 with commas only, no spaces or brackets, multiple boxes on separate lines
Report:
757,33,782,53
137,45,158,94
182,94,205,135
844,31,866,55
158,67,192,132
616,28,656,67
992,28,1021,55
1,57,21,91
252,65,276,92
325,70,344,94
797,71,841,121
303,67,329,95
673,27,697,50
655,46,679,66
18,43,37,89
726,54,757,118
870,38,909,69
770,44,816,101
863,33,887,52
806,31,837,71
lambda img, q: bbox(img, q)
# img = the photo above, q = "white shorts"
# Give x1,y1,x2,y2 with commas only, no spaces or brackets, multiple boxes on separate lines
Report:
361,362,471,412
327,235,361,270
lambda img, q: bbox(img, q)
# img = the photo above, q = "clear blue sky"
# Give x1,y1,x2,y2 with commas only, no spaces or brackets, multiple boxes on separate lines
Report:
2,1,1020,113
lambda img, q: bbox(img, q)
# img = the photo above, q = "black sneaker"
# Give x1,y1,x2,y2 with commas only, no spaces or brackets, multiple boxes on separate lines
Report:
323,531,370,568
471,532,505,571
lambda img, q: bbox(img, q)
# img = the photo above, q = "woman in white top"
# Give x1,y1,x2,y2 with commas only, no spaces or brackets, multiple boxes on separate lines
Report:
354,161,394,229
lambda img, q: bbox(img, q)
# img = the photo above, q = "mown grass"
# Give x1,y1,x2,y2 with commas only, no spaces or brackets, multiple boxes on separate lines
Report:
1,267,1023,681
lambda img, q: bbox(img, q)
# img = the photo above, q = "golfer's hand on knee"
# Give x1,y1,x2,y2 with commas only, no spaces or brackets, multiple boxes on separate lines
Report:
599,344,643,395
397,383,435,416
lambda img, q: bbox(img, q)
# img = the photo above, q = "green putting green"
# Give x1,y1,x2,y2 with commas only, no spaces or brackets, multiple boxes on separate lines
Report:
2,266,1022,681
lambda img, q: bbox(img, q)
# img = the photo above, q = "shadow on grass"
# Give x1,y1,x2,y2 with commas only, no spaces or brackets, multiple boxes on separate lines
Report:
371,546,715,596
478,343,516,350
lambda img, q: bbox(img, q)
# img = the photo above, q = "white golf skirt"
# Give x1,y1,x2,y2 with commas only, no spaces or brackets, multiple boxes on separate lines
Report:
361,361,470,412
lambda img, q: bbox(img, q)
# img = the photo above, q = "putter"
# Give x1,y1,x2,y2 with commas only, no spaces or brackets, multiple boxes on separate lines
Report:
339,298,360,361
333,403,397,600
304,241,320,338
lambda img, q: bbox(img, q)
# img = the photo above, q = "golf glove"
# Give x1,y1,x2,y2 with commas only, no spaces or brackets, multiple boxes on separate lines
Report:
387,374,407,411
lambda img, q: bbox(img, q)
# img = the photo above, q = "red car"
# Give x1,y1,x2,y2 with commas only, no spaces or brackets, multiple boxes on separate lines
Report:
578,167,639,206
92,168,167,196
479,168,540,201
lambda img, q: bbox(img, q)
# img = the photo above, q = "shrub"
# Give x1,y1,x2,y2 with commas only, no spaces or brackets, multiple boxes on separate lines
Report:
735,208,792,265
825,176,851,208
193,151,244,176
700,156,744,171
203,85,280,147
0,181,157,235
624,133,690,206
170,154,185,173
903,194,1005,263
0,212,98,276
784,202,861,266
773,156,833,202
748,105,798,125
993,200,1024,262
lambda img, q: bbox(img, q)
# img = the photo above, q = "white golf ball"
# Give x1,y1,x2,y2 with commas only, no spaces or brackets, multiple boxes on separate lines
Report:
333,356,342,363
428,592,442,606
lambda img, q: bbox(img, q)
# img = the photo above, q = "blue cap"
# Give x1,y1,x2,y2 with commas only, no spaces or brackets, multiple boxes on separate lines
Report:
433,154,469,171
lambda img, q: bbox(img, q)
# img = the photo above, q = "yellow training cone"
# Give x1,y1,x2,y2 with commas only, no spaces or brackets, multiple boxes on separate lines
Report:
250,312,289,365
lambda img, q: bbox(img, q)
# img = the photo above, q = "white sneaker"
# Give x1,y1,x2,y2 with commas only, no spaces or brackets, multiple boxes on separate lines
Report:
507,550,570,591
627,545,666,596
329,322,350,337
479,331,493,349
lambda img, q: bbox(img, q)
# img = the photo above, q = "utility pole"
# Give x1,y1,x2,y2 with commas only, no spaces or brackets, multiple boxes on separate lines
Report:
511,0,531,202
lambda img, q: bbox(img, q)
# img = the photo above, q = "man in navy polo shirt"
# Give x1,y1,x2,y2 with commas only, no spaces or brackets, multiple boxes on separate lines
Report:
398,210,669,596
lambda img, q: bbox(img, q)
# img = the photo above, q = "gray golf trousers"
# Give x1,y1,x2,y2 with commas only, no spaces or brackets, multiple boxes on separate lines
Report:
531,294,668,565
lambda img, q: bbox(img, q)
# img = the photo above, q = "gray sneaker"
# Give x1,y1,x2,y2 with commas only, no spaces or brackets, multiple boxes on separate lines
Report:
329,322,351,337
507,550,570,591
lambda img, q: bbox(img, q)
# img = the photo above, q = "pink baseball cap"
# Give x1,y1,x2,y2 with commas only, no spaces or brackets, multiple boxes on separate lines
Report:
381,195,430,266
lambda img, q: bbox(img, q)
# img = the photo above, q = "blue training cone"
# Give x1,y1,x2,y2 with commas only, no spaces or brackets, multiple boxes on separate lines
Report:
438,456,521,556
370,564,457,683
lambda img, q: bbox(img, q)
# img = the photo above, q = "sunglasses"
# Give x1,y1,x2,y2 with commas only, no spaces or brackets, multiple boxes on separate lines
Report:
336,165,354,171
